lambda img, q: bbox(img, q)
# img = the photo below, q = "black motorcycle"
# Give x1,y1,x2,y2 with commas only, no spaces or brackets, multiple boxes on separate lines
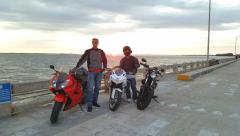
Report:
137,58,165,110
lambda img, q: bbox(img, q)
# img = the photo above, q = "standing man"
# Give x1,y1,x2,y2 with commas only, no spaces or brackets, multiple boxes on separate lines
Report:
120,46,140,103
75,38,107,112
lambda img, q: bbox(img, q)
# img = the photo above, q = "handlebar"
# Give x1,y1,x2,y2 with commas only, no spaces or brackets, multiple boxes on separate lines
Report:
105,68,113,71
140,64,165,76
140,62,149,68
52,70,60,75
140,59,165,78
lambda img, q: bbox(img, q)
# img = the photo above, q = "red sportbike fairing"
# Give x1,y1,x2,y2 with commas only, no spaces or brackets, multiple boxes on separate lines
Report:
49,65,86,123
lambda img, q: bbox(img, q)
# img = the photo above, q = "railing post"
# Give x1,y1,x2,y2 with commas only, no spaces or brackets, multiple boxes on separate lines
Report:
190,63,194,70
103,73,110,93
172,64,179,73
202,62,205,67
205,61,208,67
196,62,200,69
182,63,187,72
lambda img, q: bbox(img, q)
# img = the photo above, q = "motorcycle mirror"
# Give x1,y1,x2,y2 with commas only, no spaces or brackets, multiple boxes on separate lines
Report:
141,58,147,62
160,69,165,73
50,65,55,70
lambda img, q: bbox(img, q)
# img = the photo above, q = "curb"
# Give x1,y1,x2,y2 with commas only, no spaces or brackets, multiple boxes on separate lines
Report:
0,103,13,119
0,90,109,119
0,94,53,119
177,60,237,81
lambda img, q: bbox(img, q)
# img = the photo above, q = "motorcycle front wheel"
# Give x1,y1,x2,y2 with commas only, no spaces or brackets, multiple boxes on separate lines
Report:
109,88,122,111
50,101,63,124
137,85,153,110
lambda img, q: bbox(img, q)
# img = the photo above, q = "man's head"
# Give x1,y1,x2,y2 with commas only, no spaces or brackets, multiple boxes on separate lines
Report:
92,38,99,48
123,46,132,56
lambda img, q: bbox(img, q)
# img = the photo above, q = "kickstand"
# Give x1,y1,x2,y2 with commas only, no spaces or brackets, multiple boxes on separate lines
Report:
79,104,84,111
152,95,160,103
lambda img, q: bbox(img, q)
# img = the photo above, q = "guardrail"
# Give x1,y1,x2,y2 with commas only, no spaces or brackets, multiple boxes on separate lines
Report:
150,57,235,74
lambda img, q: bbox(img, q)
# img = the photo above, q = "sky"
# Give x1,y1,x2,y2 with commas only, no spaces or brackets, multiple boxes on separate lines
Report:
0,0,240,55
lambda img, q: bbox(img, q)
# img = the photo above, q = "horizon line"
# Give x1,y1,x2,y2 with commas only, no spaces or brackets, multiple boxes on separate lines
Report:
0,52,227,56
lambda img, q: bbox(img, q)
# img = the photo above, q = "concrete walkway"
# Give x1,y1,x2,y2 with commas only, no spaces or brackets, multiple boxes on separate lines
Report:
0,61,240,136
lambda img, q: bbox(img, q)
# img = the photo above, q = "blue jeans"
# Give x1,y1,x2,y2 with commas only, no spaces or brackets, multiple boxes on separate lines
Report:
126,78,138,100
87,72,103,107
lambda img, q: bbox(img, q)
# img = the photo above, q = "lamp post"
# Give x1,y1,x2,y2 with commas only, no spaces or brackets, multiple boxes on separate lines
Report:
207,0,211,61
235,35,240,55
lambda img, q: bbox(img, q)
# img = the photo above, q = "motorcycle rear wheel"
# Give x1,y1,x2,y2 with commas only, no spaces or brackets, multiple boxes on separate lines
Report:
50,101,63,124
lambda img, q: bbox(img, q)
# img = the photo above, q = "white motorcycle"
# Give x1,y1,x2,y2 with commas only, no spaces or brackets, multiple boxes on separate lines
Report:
108,68,127,111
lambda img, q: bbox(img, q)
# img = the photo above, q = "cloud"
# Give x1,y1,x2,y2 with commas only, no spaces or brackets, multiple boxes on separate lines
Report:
0,0,239,34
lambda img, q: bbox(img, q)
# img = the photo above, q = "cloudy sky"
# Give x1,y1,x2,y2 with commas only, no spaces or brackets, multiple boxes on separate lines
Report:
0,0,240,55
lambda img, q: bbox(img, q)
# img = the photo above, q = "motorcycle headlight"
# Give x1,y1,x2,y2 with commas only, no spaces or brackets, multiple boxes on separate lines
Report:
150,73,157,79
61,80,70,89
52,80,57,88
113,77,125,85
113,78,121,84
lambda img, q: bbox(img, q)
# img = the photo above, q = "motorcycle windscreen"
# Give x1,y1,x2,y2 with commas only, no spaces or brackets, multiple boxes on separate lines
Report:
55,72,68,89
114,69,125,76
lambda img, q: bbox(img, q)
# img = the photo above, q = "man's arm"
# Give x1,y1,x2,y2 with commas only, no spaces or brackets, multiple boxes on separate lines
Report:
101,50,107,69
134,57,140,69
76,50,89,68
119,58,124,69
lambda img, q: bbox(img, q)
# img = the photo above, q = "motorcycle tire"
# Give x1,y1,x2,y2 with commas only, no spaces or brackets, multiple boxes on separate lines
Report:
109,89,122,111
137,85,154,110
50,101,63,124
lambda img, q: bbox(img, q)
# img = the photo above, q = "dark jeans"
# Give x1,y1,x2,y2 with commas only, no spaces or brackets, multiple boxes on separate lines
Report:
87,72,103,107
126,78,138,100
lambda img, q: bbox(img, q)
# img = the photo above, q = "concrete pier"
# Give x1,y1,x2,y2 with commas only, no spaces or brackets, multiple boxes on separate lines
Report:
0,60,239,136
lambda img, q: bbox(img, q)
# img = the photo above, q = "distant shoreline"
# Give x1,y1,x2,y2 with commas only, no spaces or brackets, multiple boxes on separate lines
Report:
0,52,220,56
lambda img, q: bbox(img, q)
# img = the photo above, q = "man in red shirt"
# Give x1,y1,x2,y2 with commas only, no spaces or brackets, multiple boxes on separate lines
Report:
119,46,140,102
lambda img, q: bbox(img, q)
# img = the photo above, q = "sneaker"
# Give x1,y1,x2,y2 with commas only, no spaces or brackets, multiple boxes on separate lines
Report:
127,99,131,103
133,99,137,103
93,103,101,107
87,107,92,112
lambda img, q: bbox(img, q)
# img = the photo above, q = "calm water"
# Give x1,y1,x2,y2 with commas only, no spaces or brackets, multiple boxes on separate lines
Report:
0,53,233,83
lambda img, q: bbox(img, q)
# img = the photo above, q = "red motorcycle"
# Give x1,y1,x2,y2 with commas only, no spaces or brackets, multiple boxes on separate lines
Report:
49,65,87,123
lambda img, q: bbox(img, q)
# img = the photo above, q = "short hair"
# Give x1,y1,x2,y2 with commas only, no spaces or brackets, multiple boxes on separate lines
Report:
92,38,99,41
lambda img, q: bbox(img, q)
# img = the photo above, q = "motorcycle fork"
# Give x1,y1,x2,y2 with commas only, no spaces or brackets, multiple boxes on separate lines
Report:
111,88,122,99
63,98,71,111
